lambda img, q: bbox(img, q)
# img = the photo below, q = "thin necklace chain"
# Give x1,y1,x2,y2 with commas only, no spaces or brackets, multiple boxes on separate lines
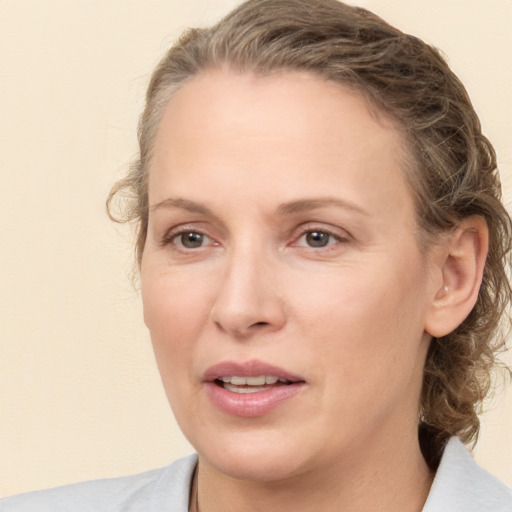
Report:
189,467,199,512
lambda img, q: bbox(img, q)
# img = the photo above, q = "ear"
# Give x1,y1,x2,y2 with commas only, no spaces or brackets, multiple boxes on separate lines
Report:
425,216,489,338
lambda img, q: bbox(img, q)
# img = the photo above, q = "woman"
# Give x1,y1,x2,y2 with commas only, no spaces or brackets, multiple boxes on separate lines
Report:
2,0,511,510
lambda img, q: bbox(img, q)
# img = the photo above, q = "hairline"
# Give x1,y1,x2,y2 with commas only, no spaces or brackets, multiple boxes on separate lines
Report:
139,64,433,261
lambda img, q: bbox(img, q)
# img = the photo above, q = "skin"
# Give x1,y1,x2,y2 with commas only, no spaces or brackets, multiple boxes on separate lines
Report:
141,69,467,511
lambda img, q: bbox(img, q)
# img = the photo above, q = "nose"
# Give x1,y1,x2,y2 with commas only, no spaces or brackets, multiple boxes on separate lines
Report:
210,247,286,339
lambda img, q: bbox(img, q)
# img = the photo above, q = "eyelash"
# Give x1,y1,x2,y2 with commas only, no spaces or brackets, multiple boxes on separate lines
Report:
161,226,215,250
161,224,351,252
292,225,349,250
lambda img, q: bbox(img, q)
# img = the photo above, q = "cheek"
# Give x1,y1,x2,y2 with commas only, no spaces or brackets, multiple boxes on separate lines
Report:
141,267,214,374
141,270,214,430
290,258,426,339
292,255,430,384
142,262,212,323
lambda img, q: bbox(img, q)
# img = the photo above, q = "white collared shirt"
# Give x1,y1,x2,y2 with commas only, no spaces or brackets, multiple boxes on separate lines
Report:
2,438,511,511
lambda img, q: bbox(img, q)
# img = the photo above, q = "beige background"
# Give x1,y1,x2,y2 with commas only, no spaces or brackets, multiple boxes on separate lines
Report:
1,0,511,497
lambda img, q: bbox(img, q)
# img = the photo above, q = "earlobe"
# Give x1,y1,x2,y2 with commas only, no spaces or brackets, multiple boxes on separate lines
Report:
425,216,489,338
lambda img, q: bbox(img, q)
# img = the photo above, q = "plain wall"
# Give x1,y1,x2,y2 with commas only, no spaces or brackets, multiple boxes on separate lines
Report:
1,0,511,497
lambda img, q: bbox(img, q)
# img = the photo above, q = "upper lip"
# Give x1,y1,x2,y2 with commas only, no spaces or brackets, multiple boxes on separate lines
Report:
203,360,305,383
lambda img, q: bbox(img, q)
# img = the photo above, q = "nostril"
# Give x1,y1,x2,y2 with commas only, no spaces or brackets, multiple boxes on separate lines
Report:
252,321,269,327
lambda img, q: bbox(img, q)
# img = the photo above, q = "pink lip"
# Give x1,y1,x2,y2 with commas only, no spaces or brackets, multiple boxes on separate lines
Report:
203,360,304,383
203,360,306,418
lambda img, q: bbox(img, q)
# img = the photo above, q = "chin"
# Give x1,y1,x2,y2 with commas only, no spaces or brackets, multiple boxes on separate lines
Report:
204,449,307,482
194,428,314,482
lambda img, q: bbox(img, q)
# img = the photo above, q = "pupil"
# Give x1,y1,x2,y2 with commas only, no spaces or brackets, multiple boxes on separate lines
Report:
306,231,329,247
182,232,203,248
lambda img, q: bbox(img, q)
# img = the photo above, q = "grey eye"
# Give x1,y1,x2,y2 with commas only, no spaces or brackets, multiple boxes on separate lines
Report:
178,232,205,249
305,231,331,247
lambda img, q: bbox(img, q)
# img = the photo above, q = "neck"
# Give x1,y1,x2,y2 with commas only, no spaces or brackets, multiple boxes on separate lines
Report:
192,431,434,512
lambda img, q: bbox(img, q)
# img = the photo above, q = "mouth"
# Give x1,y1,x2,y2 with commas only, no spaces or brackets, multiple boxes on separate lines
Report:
203,360,305,390
215,375,295,394
203,360,305,417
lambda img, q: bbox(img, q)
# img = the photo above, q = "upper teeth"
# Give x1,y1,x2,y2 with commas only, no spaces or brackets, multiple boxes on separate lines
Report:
220,376,285,385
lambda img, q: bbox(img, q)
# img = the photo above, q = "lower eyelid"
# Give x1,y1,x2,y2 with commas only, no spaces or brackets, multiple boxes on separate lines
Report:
161,226,349,249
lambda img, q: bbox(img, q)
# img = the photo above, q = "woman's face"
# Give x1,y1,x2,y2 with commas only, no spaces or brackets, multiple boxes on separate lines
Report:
141,70,438,481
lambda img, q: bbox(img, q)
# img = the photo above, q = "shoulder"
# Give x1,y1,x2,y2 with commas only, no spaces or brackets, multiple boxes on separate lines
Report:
0,455,197,512
423,437,512,512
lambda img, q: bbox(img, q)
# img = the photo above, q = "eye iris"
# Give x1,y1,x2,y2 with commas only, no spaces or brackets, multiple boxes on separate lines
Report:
306,231,330,247
181,232,204,248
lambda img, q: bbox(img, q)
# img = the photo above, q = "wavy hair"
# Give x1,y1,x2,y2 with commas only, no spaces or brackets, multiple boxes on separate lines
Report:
107,0,512,464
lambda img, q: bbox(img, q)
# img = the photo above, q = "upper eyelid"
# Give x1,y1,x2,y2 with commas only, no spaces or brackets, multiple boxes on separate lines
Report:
158,221,352,245
293,231,347,248
163,221,210,235
161,224,212,245
293,222,352,240
149,205,227,238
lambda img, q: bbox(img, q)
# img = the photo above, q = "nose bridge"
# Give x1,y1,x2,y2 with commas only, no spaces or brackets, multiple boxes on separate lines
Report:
211,238,285,337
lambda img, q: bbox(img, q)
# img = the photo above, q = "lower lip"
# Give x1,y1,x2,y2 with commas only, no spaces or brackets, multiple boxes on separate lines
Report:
205,382,305,417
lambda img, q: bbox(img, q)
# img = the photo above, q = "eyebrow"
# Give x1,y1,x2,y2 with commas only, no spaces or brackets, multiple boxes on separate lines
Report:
150,197,213,216
277,197,370,217
150,196,369,217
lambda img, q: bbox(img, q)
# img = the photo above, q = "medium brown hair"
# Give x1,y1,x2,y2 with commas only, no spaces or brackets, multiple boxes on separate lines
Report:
108,0,512,461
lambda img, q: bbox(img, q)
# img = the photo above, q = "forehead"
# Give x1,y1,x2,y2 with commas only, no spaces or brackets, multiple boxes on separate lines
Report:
149,69,414,220
152,69,403,155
